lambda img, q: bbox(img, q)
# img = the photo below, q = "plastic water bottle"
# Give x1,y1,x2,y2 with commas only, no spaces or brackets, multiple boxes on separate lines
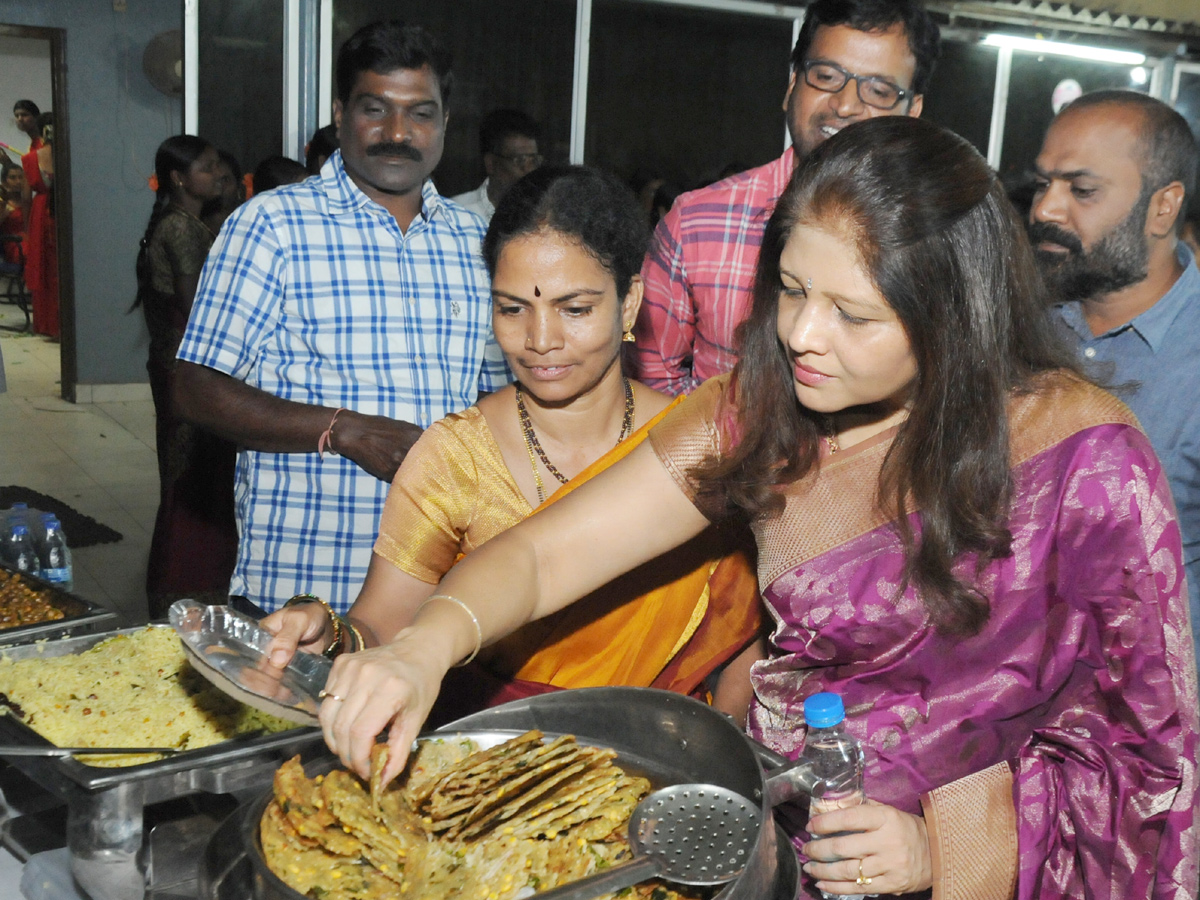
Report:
801,692,866,900
5,503,35,533
5,522,41,576
37,514,73,591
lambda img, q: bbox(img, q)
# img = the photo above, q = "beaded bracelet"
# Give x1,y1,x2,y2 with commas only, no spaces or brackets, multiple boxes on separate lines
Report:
418,594,482,667
284,593,344,658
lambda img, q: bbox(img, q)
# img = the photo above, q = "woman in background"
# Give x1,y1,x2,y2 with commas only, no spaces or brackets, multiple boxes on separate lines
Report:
265,166,762,723
21,111,56,339
136,135,238,617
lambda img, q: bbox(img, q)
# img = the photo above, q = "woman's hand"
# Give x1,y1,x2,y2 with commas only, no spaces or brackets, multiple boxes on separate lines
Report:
317,626,457,786
261,603,333,668
802,799,932,895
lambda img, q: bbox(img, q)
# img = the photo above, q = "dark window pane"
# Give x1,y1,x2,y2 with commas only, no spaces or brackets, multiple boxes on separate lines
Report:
921,39,997,158
1175,69,1200,146
333,0,575,197
587,0,793,190
198,0,284,174
1000,52,1150,183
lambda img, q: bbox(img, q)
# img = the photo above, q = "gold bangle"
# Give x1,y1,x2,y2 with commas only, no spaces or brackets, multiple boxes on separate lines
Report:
346,621,366,653
418,594,482,667
284,593,343,659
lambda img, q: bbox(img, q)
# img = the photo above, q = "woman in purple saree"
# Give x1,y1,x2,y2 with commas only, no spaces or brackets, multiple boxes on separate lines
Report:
303,118,1199,900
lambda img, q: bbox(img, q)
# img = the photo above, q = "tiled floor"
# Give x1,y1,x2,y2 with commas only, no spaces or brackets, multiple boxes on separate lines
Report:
0,308,154,624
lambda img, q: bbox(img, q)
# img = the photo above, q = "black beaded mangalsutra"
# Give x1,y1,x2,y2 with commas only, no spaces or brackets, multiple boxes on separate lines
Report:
516,379,635,503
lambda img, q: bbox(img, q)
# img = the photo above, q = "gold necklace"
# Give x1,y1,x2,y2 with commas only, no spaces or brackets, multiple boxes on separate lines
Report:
516,378,635,504
821,415,840,454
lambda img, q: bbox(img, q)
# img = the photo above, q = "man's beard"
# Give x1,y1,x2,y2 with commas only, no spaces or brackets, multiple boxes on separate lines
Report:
1031,188,1152,303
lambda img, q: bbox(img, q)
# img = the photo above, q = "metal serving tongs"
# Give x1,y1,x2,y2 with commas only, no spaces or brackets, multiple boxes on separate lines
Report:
533,783,761,900
0,746,182,757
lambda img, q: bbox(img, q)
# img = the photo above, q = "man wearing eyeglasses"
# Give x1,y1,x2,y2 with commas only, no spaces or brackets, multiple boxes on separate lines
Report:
452,108,543,223
634,0,940,395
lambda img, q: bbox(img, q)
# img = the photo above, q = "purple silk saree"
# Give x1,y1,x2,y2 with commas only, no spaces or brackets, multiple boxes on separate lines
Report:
651,374,1199,900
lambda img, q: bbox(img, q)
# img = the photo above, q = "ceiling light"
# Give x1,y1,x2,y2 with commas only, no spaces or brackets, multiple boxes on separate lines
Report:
982,33,1146,65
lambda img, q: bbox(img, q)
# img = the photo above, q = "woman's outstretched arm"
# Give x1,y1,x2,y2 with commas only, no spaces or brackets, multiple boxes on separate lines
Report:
318,439,714,781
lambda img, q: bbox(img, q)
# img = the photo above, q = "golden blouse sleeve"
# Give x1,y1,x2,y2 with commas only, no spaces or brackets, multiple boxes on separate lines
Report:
647,374,732,521
373,418,478,584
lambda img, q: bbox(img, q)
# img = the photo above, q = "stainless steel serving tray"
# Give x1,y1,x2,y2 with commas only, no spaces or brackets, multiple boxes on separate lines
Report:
0,623,325,801
0,562,122,647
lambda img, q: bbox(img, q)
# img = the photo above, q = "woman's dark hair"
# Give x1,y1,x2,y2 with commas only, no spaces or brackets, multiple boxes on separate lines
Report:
336,21,453,107
133,135,212,305
34,111,53,140
697,116,1083,636
482,165,649,301
13,99,39,117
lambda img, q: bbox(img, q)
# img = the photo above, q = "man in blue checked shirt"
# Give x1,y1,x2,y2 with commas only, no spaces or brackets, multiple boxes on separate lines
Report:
174,21,510,615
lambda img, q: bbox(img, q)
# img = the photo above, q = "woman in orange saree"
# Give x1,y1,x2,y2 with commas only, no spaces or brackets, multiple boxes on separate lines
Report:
264,165,762,720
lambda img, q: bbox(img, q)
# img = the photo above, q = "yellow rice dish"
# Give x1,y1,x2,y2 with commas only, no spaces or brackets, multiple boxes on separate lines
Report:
0,626,297,766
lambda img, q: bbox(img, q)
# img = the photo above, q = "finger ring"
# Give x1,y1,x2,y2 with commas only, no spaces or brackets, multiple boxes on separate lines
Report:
317,689,344,701
856,859,873,887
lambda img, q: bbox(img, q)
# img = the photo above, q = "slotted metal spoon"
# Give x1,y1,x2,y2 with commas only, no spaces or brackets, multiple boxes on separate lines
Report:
533,783,760,900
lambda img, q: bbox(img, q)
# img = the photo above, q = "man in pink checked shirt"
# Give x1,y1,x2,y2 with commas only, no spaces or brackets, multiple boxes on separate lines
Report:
633,0,941,395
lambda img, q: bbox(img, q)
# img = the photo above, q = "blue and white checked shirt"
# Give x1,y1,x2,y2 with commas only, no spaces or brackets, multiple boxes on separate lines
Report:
177,152,511,613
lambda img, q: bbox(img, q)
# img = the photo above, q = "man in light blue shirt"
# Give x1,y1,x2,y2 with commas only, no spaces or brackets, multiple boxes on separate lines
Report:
1031,89,1200,668
175,22,509,613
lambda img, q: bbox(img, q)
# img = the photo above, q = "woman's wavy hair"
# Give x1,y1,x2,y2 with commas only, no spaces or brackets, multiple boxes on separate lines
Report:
482,164,649,300
696,116,1083,635
133,135,212,306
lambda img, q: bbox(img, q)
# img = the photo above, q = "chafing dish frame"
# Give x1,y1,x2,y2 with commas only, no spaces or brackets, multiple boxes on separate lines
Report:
0,622,327,900
0,562,123,647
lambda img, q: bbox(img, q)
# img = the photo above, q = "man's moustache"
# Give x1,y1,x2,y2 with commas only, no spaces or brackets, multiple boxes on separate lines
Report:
366,142,422,160
1028,221,1084,256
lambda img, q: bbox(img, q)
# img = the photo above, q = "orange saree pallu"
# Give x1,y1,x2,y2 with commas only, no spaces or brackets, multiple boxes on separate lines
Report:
373,397,762,724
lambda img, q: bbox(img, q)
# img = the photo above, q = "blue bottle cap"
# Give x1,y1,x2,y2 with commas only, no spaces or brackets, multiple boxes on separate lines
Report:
11,523,29,537
804,692,845,729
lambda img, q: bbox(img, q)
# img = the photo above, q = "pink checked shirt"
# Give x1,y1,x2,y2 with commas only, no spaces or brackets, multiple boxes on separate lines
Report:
633,148,795,395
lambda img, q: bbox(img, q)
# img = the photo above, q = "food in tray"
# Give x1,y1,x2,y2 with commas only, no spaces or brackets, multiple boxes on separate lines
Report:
0,625,298,766
261,730,710,900
0,569,67,630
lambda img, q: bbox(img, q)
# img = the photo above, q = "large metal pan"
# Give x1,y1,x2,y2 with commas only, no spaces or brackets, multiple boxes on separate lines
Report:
202,687,810,900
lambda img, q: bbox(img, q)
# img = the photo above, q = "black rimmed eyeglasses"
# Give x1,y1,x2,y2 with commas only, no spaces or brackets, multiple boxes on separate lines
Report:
801,60,911,111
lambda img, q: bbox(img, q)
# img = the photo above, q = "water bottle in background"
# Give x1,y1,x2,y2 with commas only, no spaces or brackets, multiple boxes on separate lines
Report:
5,503,33,532
5,522,42,576
38,514,73,591
801,692,867,900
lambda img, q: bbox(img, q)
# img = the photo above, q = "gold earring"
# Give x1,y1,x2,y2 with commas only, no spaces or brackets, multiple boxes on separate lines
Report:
622,323,636,342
